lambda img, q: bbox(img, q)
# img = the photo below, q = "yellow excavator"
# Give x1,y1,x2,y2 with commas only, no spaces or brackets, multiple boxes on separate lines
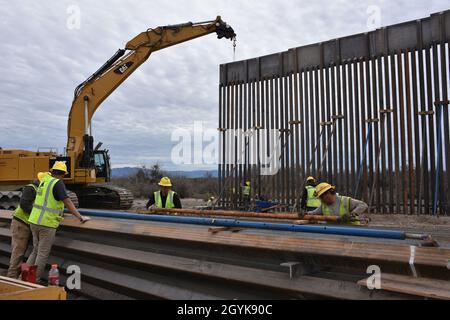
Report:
0,16,235,210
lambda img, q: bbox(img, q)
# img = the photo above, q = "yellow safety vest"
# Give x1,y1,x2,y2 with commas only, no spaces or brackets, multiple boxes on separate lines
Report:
28,175,64,229
322,196,360,226
243,185,251,196
305,185,321,208
154,190,175,208
13,184,37,225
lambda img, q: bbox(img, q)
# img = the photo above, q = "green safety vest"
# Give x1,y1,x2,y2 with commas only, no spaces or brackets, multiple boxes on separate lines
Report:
305,185,321,208
243,185,251,196
28,175,64,229
154,190,175,208
13,184,37,225
322,196,360,226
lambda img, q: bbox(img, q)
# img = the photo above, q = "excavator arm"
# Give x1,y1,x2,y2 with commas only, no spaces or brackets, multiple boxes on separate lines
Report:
66,16,235,168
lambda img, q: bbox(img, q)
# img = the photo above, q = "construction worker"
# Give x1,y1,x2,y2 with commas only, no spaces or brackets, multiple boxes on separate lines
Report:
206,196,215,209
26,162,90,283
308,183,368,225
146,177,182,209
242,181,251,208
6,172,47,278
300,176,321,212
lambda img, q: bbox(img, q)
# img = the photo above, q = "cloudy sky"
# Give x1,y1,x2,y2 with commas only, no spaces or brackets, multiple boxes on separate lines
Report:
0,0,448,170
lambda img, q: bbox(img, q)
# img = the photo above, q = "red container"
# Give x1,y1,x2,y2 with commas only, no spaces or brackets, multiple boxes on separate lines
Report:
20,263,37,284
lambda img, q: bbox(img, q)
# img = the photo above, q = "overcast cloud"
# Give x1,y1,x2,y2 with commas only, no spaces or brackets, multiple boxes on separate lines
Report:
0,0,448,170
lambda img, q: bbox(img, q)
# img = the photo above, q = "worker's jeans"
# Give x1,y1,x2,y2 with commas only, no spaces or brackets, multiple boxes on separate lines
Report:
26,224,56,281
7,219,31,278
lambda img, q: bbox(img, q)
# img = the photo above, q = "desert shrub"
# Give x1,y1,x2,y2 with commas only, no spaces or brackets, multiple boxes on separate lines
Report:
112,164,218,200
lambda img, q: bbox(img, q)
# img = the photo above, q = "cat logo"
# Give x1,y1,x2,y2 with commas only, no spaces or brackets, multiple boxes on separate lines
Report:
114,62,134,75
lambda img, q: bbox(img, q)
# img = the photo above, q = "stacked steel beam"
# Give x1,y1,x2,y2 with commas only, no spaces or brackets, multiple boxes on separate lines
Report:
0,210,449,299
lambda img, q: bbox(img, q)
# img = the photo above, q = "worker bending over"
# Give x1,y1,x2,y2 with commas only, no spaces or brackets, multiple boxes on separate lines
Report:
26,162,90,283
6,173,46,278
146,177,182,209
300,176,321,212
308,183,368,225
242,181,251,208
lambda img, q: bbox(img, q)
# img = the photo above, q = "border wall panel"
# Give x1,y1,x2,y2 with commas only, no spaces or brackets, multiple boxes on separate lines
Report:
219,11,450,214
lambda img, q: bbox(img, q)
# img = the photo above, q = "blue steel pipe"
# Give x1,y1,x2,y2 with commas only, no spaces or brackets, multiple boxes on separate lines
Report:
75,208,408,240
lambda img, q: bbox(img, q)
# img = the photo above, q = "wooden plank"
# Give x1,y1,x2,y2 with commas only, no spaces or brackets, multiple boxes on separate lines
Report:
0,276,66,300
0,276,42,289
0,286,66,300
358,273,450,300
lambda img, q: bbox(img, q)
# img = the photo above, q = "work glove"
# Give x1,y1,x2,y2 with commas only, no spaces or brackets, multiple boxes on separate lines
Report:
342,213,359,223
80,216,91,223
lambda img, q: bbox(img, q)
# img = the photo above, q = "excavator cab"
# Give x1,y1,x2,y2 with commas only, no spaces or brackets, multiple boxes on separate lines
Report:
94,149,111,182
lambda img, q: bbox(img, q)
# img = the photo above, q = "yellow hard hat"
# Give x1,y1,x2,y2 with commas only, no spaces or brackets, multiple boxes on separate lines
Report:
246,181,250,186
315,182,335,197
306,176,316,182
158,176,172,187
51,161,68,174
37,172,50,182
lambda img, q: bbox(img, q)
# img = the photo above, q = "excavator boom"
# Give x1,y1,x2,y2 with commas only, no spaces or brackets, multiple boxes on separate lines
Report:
67,16,235,168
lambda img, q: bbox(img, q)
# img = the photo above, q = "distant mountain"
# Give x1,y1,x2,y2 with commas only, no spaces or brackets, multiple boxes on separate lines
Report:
112,167,218,178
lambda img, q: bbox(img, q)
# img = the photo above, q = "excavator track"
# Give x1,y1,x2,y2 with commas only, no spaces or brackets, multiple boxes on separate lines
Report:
0,189,79,210
0,191,21,210
73,184,133,210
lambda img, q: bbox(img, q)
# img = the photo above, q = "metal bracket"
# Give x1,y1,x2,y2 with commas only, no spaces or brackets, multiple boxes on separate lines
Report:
217,128,227,132
365,118,380,123
418,110,434,116
331,114,344,120
280,262,300,279
320,121,333,126
434,100,450,107
278,128,291,133
253,125,263,130
380,108,394,114
288,120,302,125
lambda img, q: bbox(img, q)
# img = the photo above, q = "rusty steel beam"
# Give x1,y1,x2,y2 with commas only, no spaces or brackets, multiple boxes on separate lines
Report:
141,207,345,222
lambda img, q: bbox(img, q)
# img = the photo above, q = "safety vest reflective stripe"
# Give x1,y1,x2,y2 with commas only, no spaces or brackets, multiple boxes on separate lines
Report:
154,191,175,208
32,204,63,215
322,196,350,217
305,186,321,208
35,178,59,225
